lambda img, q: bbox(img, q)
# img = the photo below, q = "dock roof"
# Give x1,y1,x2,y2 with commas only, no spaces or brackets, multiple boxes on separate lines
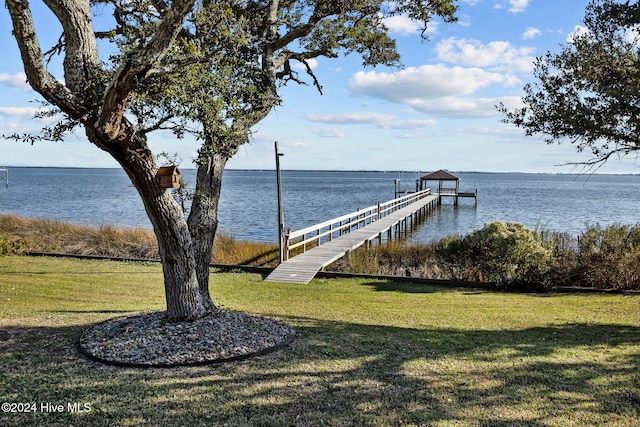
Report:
420,170,459,181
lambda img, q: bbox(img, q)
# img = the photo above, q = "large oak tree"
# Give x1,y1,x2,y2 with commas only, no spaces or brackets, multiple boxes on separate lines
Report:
5,0,457,321
500,0,640,170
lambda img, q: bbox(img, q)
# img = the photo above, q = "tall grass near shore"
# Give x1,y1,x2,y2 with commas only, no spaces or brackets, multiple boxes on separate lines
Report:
331,240,442,277
0,214,158,258
0,214,278,266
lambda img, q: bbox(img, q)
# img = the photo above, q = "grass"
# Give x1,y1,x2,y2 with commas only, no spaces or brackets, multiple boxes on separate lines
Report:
0,214,279,266
1,255,639,426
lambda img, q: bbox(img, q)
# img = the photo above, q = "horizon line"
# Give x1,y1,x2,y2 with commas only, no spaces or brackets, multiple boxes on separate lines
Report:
1,165,639,176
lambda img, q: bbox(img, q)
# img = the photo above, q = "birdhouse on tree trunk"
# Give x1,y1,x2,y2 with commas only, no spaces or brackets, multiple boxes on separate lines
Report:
156,166,181,189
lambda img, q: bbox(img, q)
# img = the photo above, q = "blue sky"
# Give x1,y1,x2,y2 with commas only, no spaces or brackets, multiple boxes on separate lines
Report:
1,0,638,173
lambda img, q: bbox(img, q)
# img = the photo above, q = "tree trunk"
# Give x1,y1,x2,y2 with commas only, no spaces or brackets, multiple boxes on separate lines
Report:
123,160,207,321
85,127,206,322
187,152,229,309
7,0,209,323
141,184,206,322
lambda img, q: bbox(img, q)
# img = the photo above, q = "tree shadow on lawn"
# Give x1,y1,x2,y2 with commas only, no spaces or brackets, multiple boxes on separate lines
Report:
361,280,620,295
0,317,639,426
362,279,493,294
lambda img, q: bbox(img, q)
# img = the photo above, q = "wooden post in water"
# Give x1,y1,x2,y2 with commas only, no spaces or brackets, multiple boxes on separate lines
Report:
0,169,7,189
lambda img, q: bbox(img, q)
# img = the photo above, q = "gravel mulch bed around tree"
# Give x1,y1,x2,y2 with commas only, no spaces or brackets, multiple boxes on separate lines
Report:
78,310,296,367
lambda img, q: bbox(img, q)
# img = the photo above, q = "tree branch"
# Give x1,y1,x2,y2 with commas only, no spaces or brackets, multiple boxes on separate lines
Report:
275,53,326,94
42,0,100,95
5,0,83,118
272,12,322,51
96,0,197,140
42,33,65,65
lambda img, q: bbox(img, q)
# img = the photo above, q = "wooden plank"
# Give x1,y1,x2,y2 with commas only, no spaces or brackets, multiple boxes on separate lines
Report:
265,195,439,284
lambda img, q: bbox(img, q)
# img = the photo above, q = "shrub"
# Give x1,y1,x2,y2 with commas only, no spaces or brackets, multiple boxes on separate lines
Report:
544,231,580,287
332,221,640,291
435,221,552,289
434,235,470,281
0,233,26,255
574,223,640,290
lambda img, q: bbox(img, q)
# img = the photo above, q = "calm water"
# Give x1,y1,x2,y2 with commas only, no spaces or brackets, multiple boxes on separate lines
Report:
1,167,639,243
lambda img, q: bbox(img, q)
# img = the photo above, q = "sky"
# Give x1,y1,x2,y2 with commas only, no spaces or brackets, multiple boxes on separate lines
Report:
1,0,638,173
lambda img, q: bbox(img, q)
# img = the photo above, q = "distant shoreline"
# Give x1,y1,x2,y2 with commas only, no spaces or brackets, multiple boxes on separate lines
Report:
1,166,639,176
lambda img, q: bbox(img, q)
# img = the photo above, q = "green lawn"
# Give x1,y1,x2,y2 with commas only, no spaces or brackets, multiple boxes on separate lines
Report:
1,256,639,426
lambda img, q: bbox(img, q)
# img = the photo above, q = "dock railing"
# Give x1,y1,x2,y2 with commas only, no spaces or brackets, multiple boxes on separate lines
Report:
283,188,432,260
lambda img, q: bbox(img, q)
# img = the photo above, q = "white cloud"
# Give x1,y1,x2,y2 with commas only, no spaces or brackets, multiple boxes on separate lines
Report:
503,74,523,87
507,0,531,13
284,140,311,148
0,106,66,140
292,58,319,70
457,14,472,27
0,106,40,118
408,96,522,118
393,132,423,139
625,27,640,45
306,112,398,125
566,23,640,47
435,37,536,73
387,119,438,129
346,49,530,120
309,127,345,138
0,73,31,91
522,27,542,40
493,0,531,13
567,25,590,44
383,15,439,36
0,121,30,135
305,112,437,129
349,64,507,103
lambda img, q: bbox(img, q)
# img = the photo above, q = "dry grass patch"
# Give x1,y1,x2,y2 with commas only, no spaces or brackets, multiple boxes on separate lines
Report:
210,232,278,266
0,214,278,266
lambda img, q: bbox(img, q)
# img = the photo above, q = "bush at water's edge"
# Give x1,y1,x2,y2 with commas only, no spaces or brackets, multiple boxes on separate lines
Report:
330,221,640,291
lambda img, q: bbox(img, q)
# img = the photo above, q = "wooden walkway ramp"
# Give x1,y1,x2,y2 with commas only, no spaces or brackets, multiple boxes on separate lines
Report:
265,193,439,284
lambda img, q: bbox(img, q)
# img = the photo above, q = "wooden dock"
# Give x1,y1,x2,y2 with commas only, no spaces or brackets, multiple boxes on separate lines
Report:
418,170,476,205
439,188,478,205
265,191,439,284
